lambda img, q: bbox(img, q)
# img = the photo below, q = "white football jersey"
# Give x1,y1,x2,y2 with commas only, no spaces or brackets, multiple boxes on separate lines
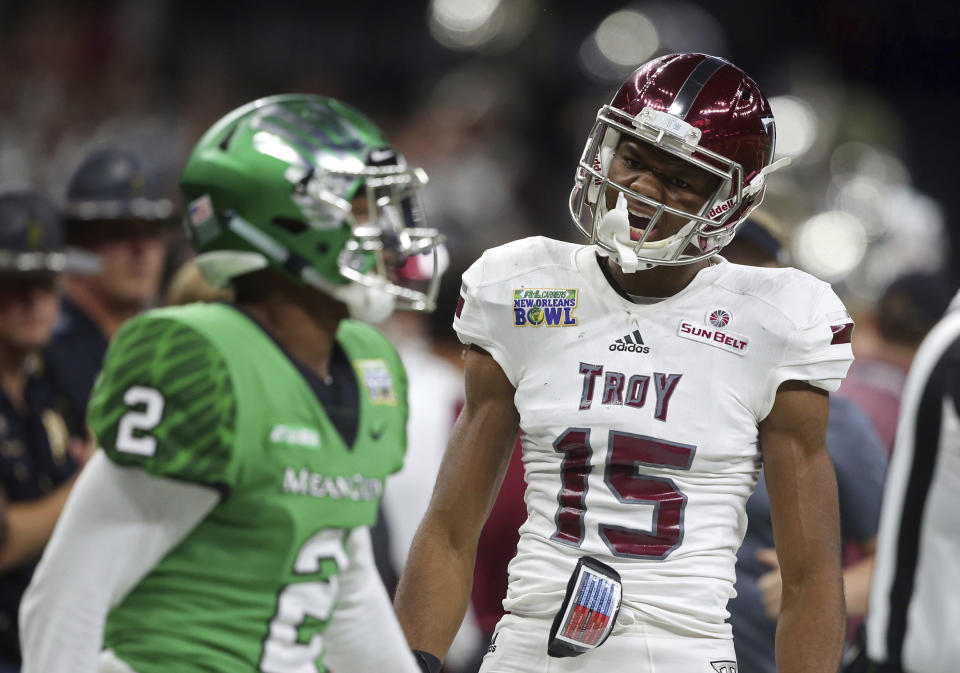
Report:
453,237,854,638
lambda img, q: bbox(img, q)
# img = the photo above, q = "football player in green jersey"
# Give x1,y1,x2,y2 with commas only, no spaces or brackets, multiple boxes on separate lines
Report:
19,95,444,673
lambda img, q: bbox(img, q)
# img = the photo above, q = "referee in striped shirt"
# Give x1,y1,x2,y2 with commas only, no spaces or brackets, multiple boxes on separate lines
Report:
849,292,960,673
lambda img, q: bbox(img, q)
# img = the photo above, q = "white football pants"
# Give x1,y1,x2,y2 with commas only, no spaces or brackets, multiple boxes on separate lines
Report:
479,612,737,673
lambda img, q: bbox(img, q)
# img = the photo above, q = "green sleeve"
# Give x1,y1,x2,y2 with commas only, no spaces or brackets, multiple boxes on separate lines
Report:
87,313,238,491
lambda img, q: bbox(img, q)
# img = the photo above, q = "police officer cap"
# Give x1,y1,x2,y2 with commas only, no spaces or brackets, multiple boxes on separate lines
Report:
0,191,99,274
64,149,175,223
0,191,71,273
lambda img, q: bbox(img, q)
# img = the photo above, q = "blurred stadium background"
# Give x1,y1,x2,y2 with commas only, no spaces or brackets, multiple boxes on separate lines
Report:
1,0,957,305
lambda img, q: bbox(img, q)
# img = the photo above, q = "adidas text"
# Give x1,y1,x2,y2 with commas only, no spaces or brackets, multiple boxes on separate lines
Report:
610,329,650,354
609,342,649,353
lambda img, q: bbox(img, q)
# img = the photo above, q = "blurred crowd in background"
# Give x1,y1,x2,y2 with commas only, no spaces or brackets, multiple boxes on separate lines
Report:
2,0,958,294
1,0,958,671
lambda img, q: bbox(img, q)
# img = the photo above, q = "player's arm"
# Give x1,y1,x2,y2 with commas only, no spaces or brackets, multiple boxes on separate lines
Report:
19,452,219,673
760,380,845,673
323,527,422,673
394,346,519,663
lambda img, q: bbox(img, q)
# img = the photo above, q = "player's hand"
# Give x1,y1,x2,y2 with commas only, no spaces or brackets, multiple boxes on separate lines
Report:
68,432,95,469
756,547,782,619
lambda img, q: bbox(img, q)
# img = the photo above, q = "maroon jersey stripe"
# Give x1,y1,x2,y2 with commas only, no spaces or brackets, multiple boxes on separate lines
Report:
830,322,854,345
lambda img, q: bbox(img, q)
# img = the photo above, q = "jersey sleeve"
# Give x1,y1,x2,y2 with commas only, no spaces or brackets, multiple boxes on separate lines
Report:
760,282,855,418
453,254,522,387
86,314,238,491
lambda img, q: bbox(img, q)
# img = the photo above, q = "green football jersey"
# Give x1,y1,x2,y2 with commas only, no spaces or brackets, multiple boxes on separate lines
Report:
86,303,408,673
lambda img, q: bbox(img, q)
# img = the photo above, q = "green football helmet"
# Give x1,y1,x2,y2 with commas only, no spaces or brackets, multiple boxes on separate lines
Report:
180,94,443,322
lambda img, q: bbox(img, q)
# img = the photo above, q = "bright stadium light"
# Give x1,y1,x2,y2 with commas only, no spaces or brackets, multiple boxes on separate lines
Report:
768,95,819,160
636,0,727,56
431,0,500,33
429,0,501,49
792,210,868,283
428,0,537,52
579,9,660,82
830,141,909,187
580,2,729,82
595,10,659,66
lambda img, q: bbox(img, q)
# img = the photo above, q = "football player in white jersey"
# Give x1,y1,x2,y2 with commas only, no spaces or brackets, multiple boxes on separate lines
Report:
395,53,855,673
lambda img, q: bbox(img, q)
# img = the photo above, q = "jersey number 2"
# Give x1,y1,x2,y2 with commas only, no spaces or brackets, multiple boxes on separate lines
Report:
116,386,165,456
260,529,348,673
552,428,695,559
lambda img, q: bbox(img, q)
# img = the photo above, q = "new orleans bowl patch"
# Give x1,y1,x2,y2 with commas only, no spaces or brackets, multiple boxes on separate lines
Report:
355,359,397,405
513,288,578,327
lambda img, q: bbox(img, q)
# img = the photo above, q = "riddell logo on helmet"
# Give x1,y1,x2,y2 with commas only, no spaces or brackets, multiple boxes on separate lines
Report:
592,152,603,186
707,198,737,219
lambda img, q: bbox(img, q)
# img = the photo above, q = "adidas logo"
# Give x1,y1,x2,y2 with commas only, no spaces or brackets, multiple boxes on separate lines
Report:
609,329,650,354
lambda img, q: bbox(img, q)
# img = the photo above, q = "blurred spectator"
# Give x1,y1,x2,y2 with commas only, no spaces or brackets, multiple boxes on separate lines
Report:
0,192,87,672
846,291,960,673
839,272,953,453
721,209,788,268
724,217,888,673
42,149,175,438
391,66,535,270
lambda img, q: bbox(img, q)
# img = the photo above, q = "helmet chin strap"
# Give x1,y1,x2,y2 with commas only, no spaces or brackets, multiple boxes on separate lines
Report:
595,192,697,273
595,193,646,273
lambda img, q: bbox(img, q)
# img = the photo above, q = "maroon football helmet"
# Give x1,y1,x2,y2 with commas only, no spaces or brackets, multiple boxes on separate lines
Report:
570,53,788,271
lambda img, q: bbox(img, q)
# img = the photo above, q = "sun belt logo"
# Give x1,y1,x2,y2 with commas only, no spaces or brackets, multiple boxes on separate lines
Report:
708,308,731,328
677,319,749,356
609,329,650,354
513,288,578,327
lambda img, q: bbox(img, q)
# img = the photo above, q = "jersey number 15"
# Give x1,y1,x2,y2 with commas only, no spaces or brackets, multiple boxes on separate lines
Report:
552,427,695,560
